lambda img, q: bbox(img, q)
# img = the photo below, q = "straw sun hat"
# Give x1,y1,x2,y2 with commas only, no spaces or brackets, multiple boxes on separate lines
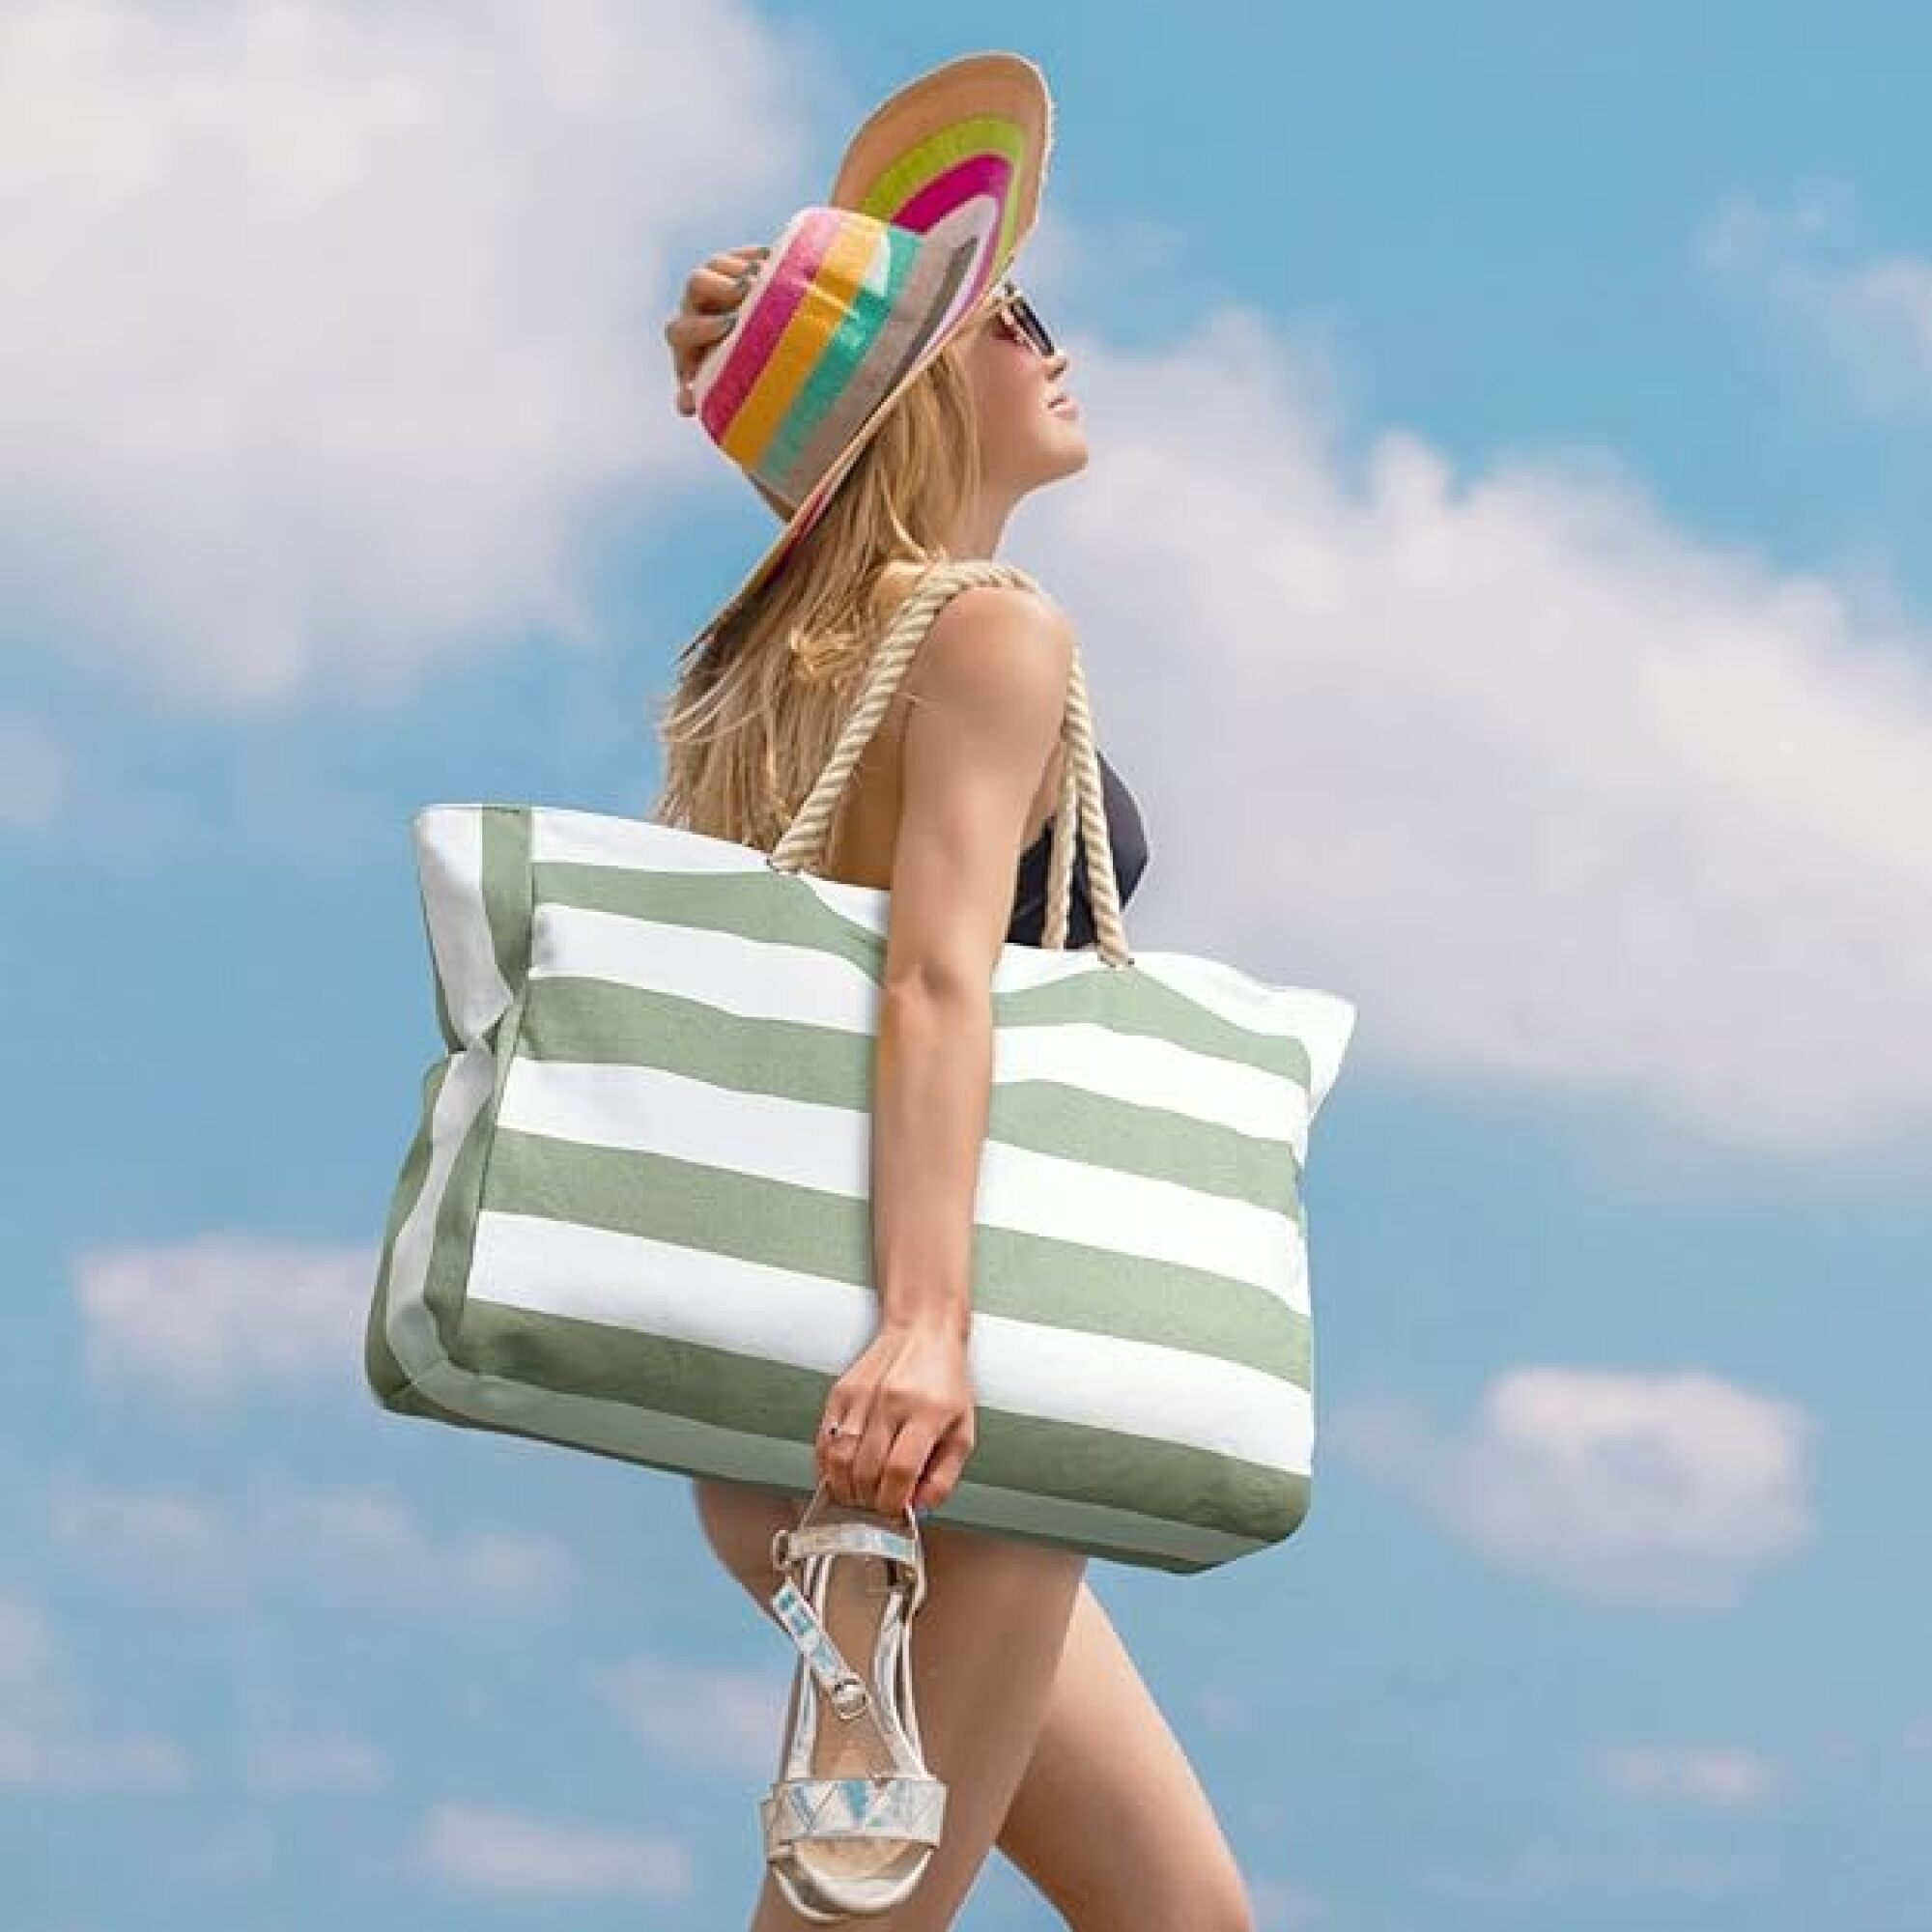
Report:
681,51,1054,659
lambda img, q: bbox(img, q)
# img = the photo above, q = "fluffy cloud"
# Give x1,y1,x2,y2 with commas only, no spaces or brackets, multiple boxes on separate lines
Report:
1329,1367,1812,1605
0,0,810,710
412,1802,693,1898
0,1588,188,1792
0,712,77,831
0,1727,190,1793
1701,193,1932,407
603,1649,788,1778
48,1484,235,1588
1024,315,1932,1156
74,1236,374,1396
1428,1843,1771,1905
0,1592,56,1692
49,1475,569,1608
248,1731,388,1794
1598,1743,1782,1806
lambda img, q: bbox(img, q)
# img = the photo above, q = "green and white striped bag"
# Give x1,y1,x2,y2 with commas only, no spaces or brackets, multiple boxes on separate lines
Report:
364,561,1357,1575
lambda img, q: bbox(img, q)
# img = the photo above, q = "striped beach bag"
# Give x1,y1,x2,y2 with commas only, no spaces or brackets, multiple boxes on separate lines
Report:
363,560,1357,1575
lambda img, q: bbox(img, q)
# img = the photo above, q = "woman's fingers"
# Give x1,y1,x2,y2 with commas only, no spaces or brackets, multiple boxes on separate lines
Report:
667,244,766,412
679,245,767,320
910,1428,972,1516
665,309,738,414
684,246,765,301
818,1397,871,1507
664,305,737,369
873,1416,942,1520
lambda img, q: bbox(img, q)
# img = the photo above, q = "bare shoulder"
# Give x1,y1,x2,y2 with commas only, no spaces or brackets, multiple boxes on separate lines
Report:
899,581,1076,731
882,581,1078,983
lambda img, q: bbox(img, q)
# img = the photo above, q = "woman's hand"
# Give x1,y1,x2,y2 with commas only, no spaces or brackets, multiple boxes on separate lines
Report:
817,1316,977,1520
664,242,768,416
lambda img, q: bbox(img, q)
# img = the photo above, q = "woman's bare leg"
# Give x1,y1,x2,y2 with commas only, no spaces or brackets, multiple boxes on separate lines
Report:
993,1575,1256,1932
692,1475,1085,1930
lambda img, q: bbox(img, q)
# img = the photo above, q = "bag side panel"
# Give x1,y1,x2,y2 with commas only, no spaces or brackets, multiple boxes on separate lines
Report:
424,809,534,1357
364,1057,448,1406
412,806,524,1047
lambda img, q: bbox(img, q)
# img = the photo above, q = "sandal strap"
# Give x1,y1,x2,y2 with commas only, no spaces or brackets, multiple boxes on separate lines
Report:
768,1522,925,1691
773,1520,920,1573
761,1774,948,1852
770,1574,874,1719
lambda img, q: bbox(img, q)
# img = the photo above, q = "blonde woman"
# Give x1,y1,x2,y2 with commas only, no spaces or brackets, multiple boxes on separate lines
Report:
653,55,1255,1932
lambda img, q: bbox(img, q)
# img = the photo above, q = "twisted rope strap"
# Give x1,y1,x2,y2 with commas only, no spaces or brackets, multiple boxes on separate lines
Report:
766,558,1134,968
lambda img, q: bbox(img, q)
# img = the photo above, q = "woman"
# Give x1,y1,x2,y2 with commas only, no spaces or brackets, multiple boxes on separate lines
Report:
652,56,1256,1932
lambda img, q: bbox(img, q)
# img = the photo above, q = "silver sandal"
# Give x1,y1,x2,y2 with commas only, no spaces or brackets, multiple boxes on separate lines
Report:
758,1480,946,1921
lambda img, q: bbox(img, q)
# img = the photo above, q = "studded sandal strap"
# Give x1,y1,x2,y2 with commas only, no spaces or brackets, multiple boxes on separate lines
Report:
770,1572,873,1720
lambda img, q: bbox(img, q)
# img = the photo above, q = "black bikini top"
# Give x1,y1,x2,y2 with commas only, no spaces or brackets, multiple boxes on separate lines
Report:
1006,748,1150,950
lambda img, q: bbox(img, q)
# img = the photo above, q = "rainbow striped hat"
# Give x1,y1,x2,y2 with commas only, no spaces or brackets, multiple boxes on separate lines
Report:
683,51,1053,657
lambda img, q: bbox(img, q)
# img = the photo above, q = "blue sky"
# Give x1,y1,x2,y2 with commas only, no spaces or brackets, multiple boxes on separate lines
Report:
4,3,1929,1928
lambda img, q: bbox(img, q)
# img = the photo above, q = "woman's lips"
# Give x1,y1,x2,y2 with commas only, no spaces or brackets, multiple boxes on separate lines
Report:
1047,394,1080,417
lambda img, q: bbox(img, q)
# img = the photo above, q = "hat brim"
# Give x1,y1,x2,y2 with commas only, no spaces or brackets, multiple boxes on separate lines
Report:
679,52,1053,663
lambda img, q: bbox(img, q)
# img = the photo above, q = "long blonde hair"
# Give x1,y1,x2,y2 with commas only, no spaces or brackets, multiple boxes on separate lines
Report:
648,338,984,853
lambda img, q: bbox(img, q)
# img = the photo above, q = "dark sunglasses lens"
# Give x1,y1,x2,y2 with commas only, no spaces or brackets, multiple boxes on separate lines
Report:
1009,294,1054,356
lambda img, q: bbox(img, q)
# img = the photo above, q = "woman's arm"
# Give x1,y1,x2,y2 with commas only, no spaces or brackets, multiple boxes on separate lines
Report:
870,583,1076,1335
814,581,1074,1518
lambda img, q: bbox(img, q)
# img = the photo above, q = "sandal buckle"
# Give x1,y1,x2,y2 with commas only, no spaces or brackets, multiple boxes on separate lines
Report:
828,1674,871,1720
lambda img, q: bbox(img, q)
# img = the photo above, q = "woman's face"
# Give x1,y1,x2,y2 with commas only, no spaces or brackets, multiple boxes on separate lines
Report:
961,284,1086,499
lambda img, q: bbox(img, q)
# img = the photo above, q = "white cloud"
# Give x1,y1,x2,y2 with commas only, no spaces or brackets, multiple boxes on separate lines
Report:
602,1649,787,1778
0,0,810,710
48,1475,568,1609
73,1235,374,1395
1329,1367,1812,1605
1599,1743,1782,1806
248,1731,388,1794
0,1592,56,1690
0,711,77,830
47,1483,237,1591
0,1726,190,1793
1700,193,1932,408
413,1802,694,1898
1022,313,1932,1157
1428,1843,1770,1904
0,1588,188,1792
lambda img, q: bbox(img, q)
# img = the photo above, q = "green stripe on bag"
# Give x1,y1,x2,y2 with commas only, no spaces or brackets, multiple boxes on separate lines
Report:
512,975,1305,1223
476,1128,1311,1386
530,861,1314,1083
448,1294,1310,1544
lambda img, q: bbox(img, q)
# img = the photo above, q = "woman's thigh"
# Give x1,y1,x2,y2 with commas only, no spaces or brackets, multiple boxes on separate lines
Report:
992,1576,1256,1932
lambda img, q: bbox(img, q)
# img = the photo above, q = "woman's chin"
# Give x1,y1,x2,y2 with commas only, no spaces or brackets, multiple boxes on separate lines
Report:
1008,431,1092,500
1039,427,1092,483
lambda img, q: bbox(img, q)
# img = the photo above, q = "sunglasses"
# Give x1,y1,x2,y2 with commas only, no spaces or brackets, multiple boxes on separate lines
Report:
984,281,1056,358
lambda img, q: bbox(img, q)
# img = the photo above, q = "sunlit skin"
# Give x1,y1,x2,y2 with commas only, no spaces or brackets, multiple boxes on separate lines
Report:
949,282,1086,554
